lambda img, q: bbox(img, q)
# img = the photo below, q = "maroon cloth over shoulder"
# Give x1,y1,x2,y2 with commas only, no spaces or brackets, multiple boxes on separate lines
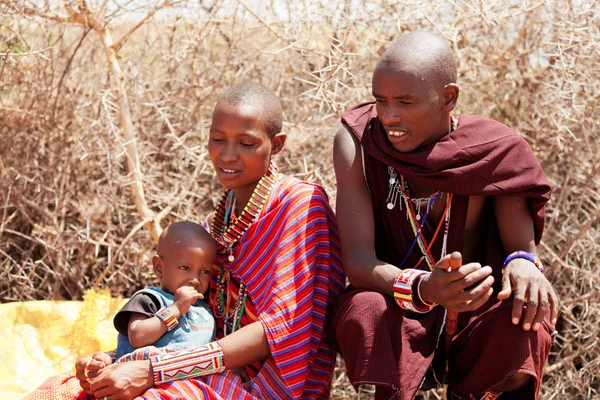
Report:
328,102,553,399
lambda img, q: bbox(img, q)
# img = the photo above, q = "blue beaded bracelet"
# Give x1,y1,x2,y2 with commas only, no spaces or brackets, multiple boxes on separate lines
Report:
502,251,544,273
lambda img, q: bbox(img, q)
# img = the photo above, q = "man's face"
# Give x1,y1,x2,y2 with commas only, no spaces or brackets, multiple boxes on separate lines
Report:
372,63,447,152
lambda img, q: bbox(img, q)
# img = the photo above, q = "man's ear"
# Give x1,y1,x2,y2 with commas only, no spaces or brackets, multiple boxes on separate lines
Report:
152,255,164,279
271,132,287,155
443,83,459,112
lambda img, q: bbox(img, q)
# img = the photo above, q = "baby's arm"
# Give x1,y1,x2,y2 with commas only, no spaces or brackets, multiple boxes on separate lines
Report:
128,286,204,349
127,312,169,349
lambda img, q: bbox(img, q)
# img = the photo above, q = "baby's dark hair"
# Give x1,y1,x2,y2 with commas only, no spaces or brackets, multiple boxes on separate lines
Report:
215,81,283,137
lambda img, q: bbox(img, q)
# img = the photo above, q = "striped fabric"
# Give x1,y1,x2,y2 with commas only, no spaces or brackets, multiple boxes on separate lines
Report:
211,265,264,379
24,176,345,400
142,176,345,399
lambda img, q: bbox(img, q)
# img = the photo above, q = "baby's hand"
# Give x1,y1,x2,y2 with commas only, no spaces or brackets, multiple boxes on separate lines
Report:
173,286,204,314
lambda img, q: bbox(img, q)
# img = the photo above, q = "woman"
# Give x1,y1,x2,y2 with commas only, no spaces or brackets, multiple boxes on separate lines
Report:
27,81,344,400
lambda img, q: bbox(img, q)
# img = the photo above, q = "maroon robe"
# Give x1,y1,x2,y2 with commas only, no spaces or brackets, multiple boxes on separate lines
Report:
327,102,554,399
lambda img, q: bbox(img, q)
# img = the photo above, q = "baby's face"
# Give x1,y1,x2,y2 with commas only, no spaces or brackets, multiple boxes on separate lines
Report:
157,243,214,297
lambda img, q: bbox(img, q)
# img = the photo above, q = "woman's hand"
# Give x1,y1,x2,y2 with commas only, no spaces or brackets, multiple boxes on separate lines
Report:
75,352,112,394
231,367,251,383
498,258,559,331
420,253,495,312
89,360,154,400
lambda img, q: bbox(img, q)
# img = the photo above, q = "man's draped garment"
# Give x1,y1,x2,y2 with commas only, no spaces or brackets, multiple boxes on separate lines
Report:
327,102,554,399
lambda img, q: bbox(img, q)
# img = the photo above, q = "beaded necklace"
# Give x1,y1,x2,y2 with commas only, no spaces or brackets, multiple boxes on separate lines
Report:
390,116,456,270
210,163,280,335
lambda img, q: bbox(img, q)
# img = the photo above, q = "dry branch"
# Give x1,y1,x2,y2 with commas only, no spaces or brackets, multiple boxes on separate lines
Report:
1,1,599,398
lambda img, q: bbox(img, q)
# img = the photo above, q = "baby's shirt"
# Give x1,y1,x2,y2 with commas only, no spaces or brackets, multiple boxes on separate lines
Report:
114,286,215,359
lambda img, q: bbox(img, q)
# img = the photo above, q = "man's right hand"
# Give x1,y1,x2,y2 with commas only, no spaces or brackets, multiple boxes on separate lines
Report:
173,285,204,315
420,252,495,312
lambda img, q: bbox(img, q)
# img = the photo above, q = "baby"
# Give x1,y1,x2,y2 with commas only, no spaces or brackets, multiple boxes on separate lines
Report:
113,221,216,359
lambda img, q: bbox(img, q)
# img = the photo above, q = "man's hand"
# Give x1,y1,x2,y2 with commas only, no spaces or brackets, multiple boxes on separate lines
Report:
420,252,495,313
497,258,559,331
75,352,112,394
89,360,154,400
173,285,204,315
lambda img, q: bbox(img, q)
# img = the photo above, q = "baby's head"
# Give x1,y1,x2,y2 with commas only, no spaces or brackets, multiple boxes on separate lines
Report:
152,221,216,297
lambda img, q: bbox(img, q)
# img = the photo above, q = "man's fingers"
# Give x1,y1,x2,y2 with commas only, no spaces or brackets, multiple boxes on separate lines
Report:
511,280,527,326
497,270,513,300
532,289,549,331
449,252,462,270
442,263,484,284
456,266,493,289
453,287,493,312
434,253,453,270
522,285,539,331
459,276,495,300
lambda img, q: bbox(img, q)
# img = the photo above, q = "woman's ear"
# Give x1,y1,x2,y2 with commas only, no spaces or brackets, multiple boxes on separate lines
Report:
271,132,287,155
152,255,164,279
443,83,460,112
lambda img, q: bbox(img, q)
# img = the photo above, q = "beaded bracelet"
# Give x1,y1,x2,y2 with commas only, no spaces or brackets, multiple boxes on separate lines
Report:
502,251,544,274
155,307,179,331
150,341,226,384
393,269,436,313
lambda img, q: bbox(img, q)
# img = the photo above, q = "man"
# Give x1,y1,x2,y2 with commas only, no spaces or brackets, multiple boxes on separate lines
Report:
328,31,558,400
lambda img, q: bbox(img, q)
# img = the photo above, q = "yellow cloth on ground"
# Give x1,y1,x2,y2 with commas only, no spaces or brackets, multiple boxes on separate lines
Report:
0,289,128,400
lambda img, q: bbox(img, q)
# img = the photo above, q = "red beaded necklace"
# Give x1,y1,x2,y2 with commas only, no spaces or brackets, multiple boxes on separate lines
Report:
210,163,280,334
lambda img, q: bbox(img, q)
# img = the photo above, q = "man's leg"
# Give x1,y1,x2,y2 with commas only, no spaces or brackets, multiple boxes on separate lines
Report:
327,288,440,400
447,297,553,399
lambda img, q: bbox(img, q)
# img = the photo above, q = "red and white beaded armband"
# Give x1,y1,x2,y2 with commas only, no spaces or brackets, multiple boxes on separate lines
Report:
150,342,226,384
155,307,179,331
393,269,436,313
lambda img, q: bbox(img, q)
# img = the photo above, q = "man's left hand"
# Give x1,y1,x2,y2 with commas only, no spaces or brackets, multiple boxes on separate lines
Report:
497,258,559,331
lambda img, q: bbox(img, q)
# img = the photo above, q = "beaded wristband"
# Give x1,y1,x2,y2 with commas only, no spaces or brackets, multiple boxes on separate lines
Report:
150,342,225,384
393,269,436,313
155,307,179,331
502,251,544,274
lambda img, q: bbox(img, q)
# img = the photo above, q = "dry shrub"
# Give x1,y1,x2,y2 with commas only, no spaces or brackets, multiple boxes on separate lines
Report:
1,0,598,398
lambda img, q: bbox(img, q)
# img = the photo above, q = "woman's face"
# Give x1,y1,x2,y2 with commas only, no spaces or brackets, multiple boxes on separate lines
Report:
208,101,275,197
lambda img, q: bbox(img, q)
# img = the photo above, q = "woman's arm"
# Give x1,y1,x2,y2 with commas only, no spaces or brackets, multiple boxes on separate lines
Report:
218,321,270,369
88,321,270,399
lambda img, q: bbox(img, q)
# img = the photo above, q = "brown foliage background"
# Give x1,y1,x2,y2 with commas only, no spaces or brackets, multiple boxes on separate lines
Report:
1,0,599,398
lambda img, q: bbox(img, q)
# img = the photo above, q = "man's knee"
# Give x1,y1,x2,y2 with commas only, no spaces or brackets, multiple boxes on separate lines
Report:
328,289,392,349
333,289,390,323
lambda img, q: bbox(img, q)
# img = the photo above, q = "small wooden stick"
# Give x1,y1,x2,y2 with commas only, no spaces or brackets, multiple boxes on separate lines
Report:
446,252,462,336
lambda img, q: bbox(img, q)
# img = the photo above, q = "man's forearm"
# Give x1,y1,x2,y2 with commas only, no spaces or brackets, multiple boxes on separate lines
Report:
345,252,400,295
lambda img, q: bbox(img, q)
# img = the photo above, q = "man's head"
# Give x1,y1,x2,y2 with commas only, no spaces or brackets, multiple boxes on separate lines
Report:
152,221,216,296
372,31,459,152
208,81,286,196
